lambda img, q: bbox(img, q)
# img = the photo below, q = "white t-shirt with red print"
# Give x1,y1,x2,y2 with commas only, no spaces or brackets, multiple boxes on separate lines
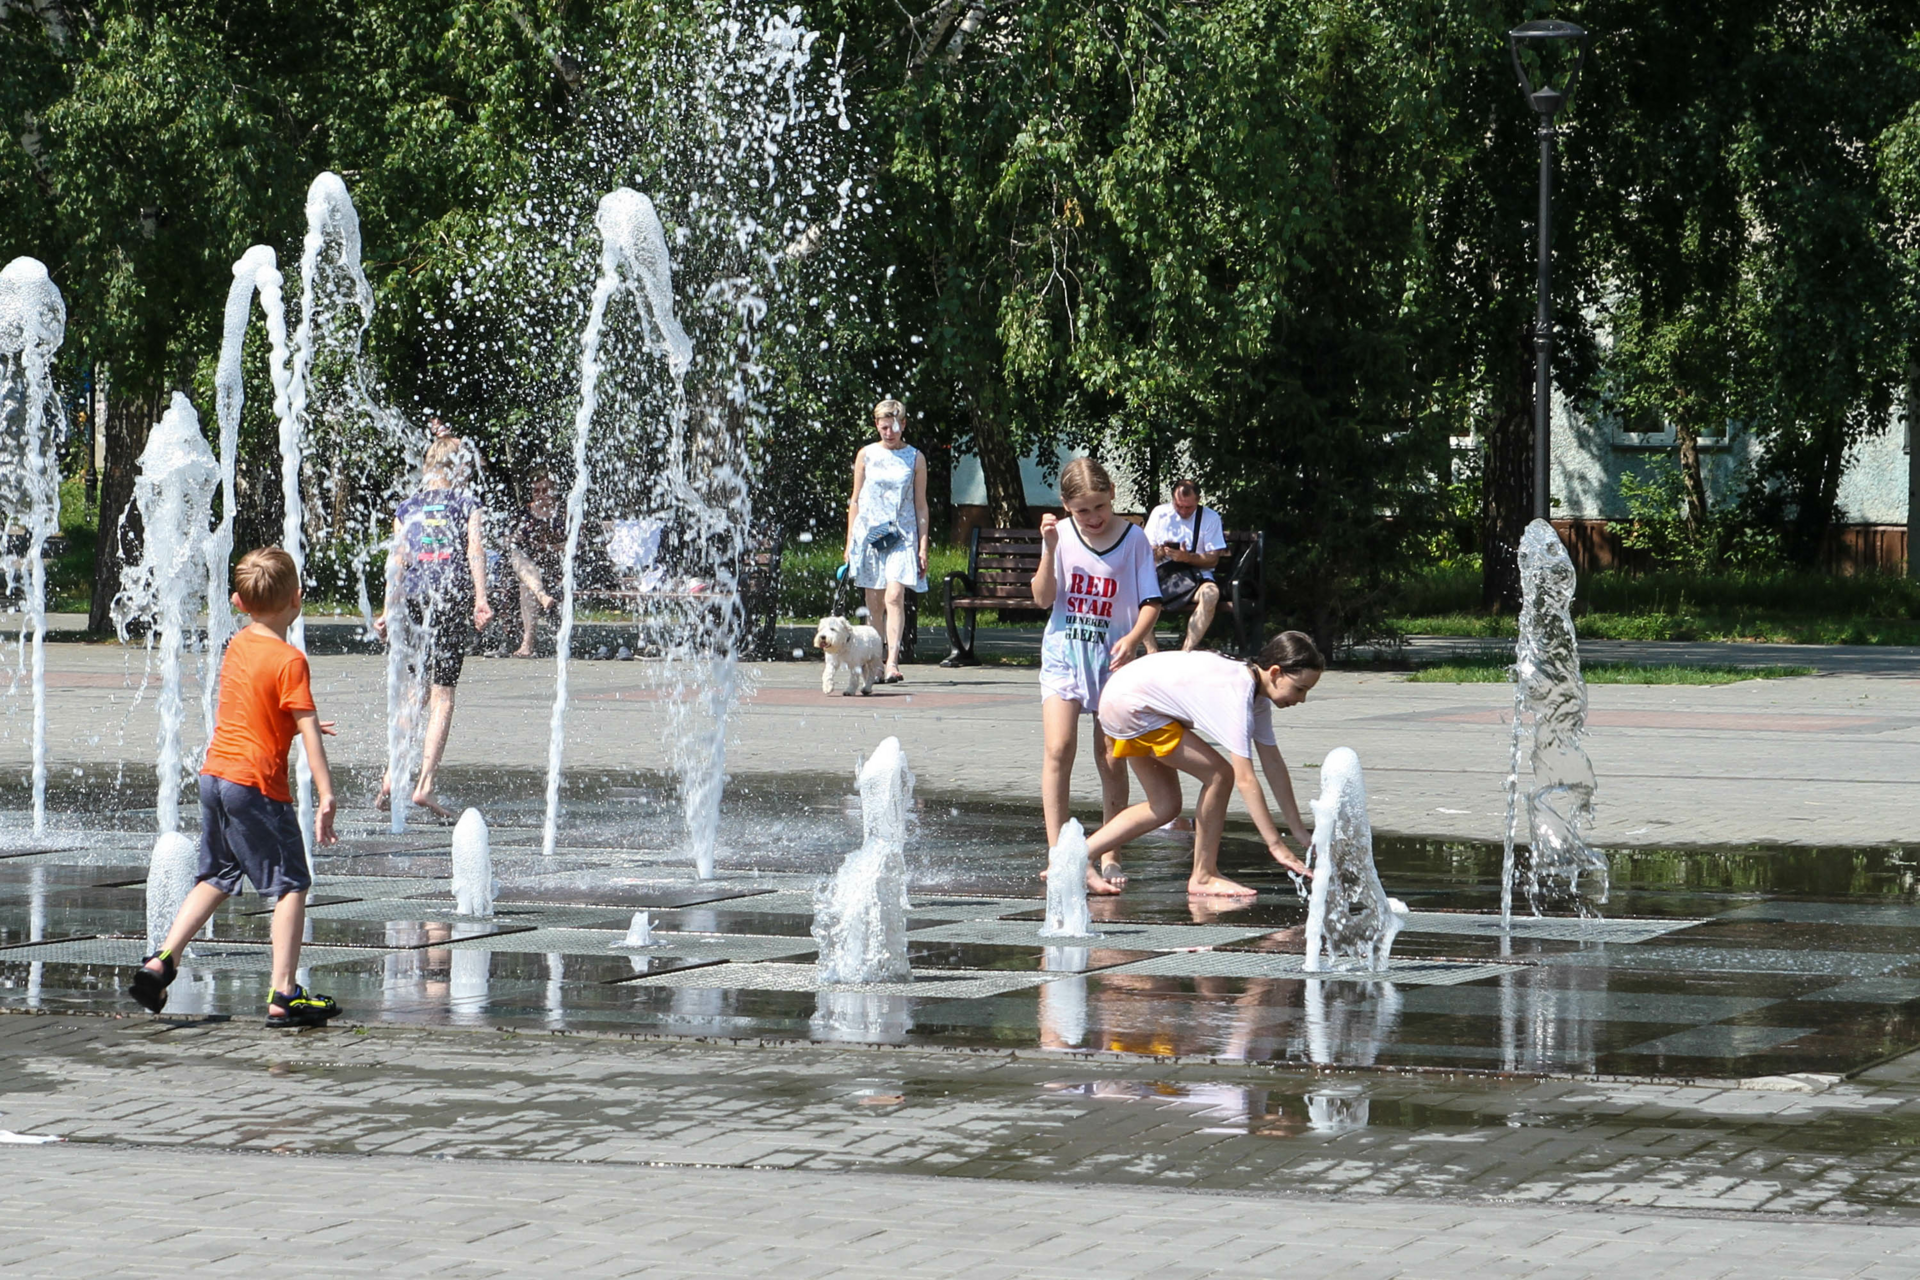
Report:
1038,519,1161,714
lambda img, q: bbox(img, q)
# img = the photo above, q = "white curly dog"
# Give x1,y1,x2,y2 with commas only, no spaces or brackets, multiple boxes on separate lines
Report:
813,615,884,696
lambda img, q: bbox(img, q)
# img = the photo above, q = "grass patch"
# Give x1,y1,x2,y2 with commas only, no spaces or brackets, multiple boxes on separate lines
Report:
1404,655,1817,684
1388,564,1920,646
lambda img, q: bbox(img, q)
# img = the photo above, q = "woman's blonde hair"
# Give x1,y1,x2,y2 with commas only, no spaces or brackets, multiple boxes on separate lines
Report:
1058,456,1114,502
423,435,472,485
873,399,906,424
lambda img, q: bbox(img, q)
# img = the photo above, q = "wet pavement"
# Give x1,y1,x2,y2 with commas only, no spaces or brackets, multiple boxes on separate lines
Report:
2,781,1918,1085
2,636,1919,1269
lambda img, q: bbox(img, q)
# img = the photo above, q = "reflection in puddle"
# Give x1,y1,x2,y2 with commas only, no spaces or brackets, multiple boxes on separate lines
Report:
811,990,913,1044
1304,978,1402,1069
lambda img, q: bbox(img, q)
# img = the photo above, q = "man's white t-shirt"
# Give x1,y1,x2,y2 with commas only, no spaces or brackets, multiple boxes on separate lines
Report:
1144,503,1227,580
1098,651,1276,760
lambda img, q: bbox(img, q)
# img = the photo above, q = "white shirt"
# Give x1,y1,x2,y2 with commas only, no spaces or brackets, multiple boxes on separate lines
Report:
1098,651,1277,760
1039,520,1161,712
1144,503,1227,580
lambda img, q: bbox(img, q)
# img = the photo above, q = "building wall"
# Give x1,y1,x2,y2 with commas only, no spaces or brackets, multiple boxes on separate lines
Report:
1549,390,1910,525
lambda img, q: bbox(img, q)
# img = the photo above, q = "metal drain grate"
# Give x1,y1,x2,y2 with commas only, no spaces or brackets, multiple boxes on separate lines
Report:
445,928,817,961
1098,950,1521,986
907,918,1272,951
0,937,383,970
1402,912,1704,943
623,960,1059,998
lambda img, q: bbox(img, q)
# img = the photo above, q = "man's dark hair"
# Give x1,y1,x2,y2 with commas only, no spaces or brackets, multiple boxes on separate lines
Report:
1170,477,1200,498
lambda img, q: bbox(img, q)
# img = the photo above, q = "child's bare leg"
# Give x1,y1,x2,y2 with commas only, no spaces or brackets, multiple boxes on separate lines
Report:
1156,738,1252,897
411,684,458,817
1091,727,1132,882
1039,696,1080,850
268,889,308,1003
1086,757,1184,865
515,578,539,655
147,882,229,967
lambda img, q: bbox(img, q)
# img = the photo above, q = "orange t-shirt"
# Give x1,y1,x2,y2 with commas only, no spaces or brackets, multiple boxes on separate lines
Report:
201,628,316,803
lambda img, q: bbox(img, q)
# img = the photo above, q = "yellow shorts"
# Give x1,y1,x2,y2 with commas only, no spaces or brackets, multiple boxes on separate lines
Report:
1110,723,1184,758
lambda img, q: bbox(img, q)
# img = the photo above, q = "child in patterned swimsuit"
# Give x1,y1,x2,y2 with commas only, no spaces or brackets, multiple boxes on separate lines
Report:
1031,458,1162,893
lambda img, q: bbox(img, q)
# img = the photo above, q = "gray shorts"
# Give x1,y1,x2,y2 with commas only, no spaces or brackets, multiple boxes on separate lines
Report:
198,775,312,897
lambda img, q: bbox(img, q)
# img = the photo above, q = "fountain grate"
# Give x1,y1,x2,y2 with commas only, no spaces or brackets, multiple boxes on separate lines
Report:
444,928,817,961
906,919,1274,951
622,960,1059,998
1402,912,1704,943
0,937,382,970
1097,951,1521,986
1544,945,1915,977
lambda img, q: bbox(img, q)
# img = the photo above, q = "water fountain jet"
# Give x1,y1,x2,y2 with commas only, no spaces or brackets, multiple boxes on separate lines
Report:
1302,747,1406,972
114,393,219,836
208,247,295,736
543,188,693,860
451,808,494,917
0,258,66,837
812,736,913,985
1501,519,1606,927
1038,819,1097,939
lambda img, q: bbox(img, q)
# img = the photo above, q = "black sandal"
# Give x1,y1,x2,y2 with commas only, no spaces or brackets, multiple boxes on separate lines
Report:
265,985,340,1028
129,950,177,1013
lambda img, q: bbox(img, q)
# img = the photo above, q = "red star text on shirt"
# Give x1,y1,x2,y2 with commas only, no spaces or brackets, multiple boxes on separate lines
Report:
1066,571,1119,618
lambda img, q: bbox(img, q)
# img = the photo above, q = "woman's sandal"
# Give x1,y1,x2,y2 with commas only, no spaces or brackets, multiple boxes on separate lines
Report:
129,950,177,1013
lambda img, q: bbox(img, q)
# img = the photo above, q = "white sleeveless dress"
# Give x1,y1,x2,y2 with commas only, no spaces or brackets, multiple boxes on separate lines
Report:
850,443,927,592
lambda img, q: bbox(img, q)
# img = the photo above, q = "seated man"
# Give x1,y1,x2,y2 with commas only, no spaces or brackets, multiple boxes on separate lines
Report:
1143,478,1227,652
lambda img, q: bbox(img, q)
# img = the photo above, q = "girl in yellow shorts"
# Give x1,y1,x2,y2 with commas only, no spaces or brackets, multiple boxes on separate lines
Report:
1090,631,1322,897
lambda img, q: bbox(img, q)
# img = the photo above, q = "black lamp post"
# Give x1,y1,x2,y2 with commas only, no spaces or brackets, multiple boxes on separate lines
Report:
1508,19,1588,523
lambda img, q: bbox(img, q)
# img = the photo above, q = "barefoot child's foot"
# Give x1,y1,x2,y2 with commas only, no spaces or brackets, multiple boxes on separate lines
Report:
1187,873,1258,898
1097,857,1127,887
1083,865,1124,895
411,791,457,820
373,787,391,812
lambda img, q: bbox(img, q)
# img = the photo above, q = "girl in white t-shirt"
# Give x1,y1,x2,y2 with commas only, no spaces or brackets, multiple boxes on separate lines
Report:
1088,633,1322,897
1032,458,1161,893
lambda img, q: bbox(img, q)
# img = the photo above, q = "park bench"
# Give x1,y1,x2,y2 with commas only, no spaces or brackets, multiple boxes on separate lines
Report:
536,520,783,658
939,525,1266,666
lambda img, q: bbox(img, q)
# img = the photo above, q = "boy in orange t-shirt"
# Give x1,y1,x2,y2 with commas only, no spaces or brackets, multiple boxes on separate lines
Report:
129,548,342,1026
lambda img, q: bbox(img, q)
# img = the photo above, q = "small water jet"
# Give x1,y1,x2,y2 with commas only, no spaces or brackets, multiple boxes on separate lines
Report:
1502,519,1607,926
145,831,196,954
0,258,66,836
114,394,219,835
450,808,494,917
1302,748,1406,972
1038,819,1097,939
612,911,657,948
811,736,913,985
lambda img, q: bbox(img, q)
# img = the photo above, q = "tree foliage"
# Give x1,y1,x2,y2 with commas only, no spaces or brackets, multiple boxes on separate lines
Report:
0,0,1914,641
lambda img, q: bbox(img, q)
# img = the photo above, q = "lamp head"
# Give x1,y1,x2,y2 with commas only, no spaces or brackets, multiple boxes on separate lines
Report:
1508,20,1588,119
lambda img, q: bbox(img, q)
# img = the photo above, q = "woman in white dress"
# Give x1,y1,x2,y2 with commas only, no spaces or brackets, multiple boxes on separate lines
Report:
844,399,929,683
